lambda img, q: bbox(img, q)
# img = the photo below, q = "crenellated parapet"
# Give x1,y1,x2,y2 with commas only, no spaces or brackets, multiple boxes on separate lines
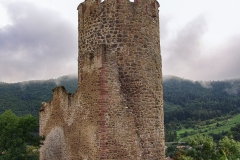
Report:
77,0,160,19
77,0,160,55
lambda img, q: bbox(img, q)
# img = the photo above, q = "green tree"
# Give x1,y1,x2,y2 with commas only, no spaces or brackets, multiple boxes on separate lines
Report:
173,134,240,160
186,134,217,160
0,110,42,160
230,123,240,141
165,129,177,142
218,136,240,160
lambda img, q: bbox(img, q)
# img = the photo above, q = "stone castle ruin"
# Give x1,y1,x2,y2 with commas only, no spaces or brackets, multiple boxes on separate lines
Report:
39,0,165,159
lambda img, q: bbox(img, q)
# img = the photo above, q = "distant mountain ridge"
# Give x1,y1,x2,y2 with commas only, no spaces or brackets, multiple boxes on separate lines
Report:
163,76,240,123
0,75,78,116
164,75,240,95
0,75,240,123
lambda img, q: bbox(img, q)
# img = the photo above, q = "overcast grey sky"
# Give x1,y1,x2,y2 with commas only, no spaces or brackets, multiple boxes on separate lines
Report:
0,0,240,83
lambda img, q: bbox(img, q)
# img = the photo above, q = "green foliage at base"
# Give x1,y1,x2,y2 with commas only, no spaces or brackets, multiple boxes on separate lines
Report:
0,110,43,160
172,135,240,160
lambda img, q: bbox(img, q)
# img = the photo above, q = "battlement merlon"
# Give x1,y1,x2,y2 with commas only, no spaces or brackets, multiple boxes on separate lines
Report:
77,0,160,13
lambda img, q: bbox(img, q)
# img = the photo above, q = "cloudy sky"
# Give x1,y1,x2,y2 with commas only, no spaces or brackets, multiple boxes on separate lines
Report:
0,0,240,83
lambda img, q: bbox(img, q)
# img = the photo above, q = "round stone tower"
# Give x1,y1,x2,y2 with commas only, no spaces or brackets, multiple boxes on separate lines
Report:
40,0,164,159
77,0,164,159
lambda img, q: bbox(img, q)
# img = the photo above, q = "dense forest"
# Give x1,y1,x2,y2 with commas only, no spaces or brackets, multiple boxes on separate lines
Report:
0,110,42,159
1,75,240,122
0,75,78,116
163,76,240,123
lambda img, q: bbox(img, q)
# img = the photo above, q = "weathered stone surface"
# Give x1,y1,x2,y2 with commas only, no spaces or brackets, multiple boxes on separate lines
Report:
39,0,165,159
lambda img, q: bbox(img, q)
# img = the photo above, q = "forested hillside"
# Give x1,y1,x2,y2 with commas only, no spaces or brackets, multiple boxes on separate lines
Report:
164,76,240,124
0,75,78,116
0,75,240,122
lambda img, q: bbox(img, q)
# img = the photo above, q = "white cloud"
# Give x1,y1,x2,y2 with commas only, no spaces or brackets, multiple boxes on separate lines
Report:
162,14,240,81
0,1,78,82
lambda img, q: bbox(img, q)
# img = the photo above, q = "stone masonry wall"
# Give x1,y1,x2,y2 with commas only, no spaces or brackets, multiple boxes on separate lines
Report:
39,0,164,159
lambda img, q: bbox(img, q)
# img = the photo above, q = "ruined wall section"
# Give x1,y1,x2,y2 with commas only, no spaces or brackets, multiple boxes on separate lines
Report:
39,87,74,160
40,51,104,159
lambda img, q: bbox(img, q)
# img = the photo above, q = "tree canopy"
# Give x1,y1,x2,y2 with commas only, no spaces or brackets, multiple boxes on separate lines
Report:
173,134,240,160
0,110,43,160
